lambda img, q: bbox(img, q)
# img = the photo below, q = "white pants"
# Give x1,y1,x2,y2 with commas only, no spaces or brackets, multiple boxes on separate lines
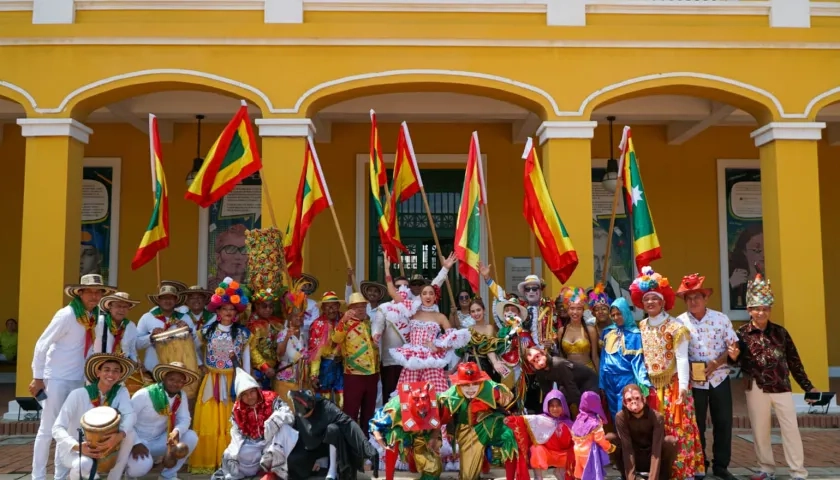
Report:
63,430,136,480
124,429,198,479
223,425,297,480
33,378,84,480
745,381,807,478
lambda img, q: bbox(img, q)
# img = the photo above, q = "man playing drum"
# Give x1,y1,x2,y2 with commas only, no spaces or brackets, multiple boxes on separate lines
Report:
126,361,200,479
94,292,140,361
52,353,137,480
136,285,203,374
31,274,116,480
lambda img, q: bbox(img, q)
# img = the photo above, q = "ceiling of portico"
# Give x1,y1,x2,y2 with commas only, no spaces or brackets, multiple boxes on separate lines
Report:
1,90,839,145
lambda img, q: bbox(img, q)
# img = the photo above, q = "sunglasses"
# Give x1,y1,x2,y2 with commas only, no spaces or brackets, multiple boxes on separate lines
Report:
524,286,541,293
458,295,471,300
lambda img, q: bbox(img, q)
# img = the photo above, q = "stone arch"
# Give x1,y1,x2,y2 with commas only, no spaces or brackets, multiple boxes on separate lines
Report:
580,72,781,124
803,86,840,120
0,81,38,116
42,69,274,118
293,69,559,119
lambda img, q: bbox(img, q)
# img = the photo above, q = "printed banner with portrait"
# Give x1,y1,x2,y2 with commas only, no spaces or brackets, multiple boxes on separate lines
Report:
717,159,762,321
81,158,122,286
591,167,635,310
203,172,262,288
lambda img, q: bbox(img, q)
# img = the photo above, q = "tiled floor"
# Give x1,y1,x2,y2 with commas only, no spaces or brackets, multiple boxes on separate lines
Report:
2,429,840,479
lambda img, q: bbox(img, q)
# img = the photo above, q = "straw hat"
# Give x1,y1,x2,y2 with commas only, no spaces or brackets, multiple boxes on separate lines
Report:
347,292,368,307
299,273,319,295
147,285,185,306
85,353,135,384
359,281,387,302
161,280,189,293
408,274,430,287
494,299,528,324
320,291,344,306
182,285,213,300
99,292,140,312
64,274,116,298
152,361,200,386
517,274,545,297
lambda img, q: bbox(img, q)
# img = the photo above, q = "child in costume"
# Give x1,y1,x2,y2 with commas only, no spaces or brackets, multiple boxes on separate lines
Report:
249,288,283,390
191,278,252,474
438,362,522,480
275,279,310,401
370,381,443,480
308,291,345,407
523,389,575,480
219,368,298,480
571,391,614,480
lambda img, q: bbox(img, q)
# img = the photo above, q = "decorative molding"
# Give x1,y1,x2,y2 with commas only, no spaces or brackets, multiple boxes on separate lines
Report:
35,68,276,115
811,1,840,17
536,120,597,144
254,118,315,138
0,0,32,11
750,121,825,147
16,118,93,143
587,0,770,16
716,159,759,322
76,0,261,9
0,80,39,111
32,0,74,24
354,153,489,301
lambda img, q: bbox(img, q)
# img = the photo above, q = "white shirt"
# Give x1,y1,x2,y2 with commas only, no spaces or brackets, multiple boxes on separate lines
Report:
371,302,405,367
130,386,191,443
136,311,203,372
301,299,320,345
52,385,135,461
92,315,139,362
33,305,94,381
677,308,738,389
647,312,690,391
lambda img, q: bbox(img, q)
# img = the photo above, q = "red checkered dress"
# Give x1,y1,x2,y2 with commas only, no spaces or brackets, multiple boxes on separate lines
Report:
391,320,470,395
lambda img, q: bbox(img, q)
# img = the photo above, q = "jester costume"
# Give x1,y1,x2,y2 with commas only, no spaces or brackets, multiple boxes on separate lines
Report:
249,288,284,390
308,291,345,408
369,381,443,480
438,362,524,480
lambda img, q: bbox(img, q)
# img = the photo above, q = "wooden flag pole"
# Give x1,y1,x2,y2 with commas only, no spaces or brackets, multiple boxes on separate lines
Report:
481,203,499,280
602,181,622,285
329,205,358,290
155,256,162,289
529,232,536,273
418,184,457,307
381,182,406,277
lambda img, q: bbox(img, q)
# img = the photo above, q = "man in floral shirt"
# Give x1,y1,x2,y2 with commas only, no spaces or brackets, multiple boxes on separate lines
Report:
734,273,820,480
676,274,739,480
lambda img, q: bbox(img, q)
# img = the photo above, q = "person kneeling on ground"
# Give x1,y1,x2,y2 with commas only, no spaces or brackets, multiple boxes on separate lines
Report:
218,368,298,480
611,384,676,480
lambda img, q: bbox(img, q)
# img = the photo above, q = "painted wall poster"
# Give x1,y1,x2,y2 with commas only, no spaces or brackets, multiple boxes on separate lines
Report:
81,158,122,287
591,168,635,311
717,159,762,321
203,172,262,288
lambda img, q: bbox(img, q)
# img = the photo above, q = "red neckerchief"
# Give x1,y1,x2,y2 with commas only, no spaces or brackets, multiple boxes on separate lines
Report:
232,390,276,440
155,312,177,330
168,394,181,431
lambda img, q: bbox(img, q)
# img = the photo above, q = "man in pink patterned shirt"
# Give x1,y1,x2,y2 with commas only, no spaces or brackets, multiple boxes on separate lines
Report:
676,273,740,480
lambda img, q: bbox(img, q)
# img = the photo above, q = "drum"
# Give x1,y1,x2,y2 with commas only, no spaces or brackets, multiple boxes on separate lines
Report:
152,326,200,399
80,406,121,473
125,365,154,396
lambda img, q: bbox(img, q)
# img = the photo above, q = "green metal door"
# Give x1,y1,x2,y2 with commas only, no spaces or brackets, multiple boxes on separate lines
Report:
368,169,469,313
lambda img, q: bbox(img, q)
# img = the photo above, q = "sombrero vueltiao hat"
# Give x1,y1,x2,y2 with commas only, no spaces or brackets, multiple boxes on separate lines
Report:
359,281,387,302
675,273,714,299
152,361,200,387
409,274,430,287
494,299,528,324
99,292,140,312
183,285,213,301
85,353,135,384
147,284,186,306
161,280,189,293
64,274,116,298
299,273,319,295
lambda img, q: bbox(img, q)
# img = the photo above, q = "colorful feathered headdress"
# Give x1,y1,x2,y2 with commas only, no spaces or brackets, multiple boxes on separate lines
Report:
629,266,675,311
587,283,612,309
563,287,588,308
282,276,309,316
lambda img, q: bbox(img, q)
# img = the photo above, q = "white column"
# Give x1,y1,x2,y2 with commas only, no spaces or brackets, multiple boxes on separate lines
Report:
254,118,315,138
17,118,93,144
535,120,597,145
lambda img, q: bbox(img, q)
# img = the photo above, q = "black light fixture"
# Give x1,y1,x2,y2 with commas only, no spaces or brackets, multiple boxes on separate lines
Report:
186,114,205,188
601,116,619,193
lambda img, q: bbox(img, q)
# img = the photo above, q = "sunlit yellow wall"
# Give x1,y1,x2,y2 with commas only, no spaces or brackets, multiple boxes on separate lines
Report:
818,140,840,366
0,124,25,326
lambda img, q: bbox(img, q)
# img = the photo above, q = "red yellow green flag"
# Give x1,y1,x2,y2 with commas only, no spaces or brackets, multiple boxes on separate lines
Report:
619,126,662,270
185,101,261,207
385,122,422,257
455,131,486,293
522,137,579,283
283,137,332,277
283,138,332,278
131,114,170,270
370,111,404,262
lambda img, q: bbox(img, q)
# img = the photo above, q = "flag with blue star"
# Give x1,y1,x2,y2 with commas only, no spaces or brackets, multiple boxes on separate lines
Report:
619,126,661,270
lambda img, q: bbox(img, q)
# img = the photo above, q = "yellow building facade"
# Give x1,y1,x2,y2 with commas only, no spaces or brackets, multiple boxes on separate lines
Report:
1,0,839,409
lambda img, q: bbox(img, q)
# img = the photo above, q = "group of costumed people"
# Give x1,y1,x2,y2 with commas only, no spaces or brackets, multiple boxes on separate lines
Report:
31,222,811,480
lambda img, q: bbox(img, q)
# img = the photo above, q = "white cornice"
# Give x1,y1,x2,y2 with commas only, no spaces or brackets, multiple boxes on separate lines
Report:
0,0,32,11
254,118,315,137
16,118,93,143
811,1,840,16
536,120,597,144
587,0,770,16
75,0,261,9
750,121,825,147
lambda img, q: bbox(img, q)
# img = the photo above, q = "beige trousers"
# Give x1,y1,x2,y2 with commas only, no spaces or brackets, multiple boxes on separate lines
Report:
745,381,807,478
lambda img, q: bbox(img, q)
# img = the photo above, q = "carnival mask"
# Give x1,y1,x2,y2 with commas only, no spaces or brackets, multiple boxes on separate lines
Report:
409,383,434,418
289,389,316,416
